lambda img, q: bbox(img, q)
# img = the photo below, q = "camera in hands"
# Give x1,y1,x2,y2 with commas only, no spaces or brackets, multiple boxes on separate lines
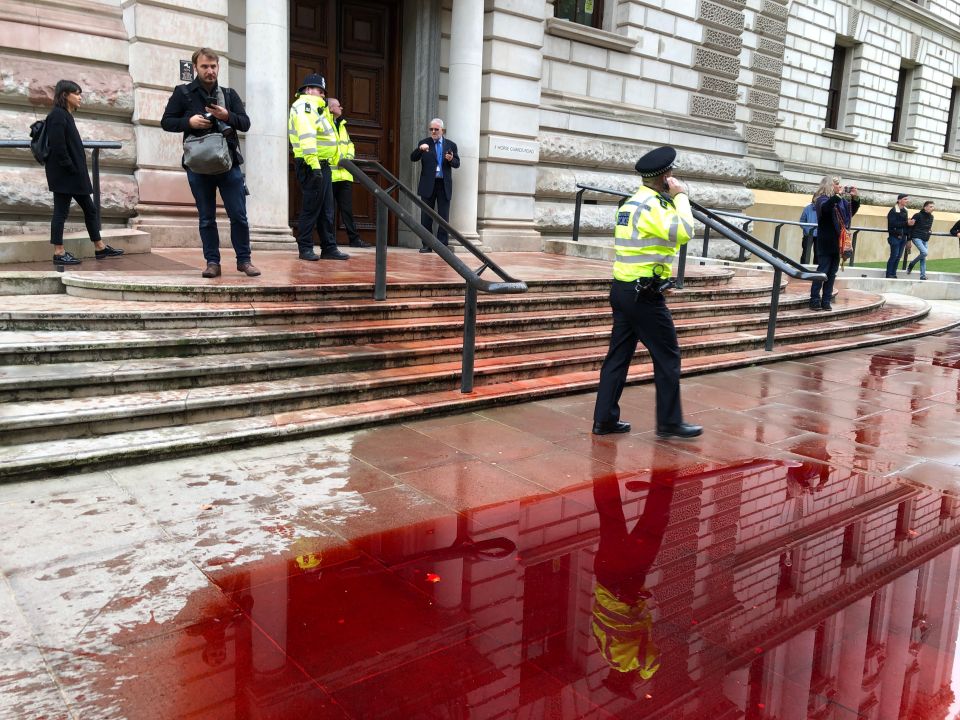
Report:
203,96,235,138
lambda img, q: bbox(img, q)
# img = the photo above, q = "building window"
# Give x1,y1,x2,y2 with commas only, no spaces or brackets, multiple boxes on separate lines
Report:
554,0,603,29
891,65,914,142
945,85,959,153
841,522,861,567
895,499,915,541
825,43,852,130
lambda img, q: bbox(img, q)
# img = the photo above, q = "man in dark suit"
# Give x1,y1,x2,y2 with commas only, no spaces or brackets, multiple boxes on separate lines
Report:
410,118,460,253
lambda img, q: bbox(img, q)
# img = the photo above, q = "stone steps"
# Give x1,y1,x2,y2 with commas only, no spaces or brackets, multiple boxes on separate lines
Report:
0,228,150,264
0,290,887,400
0,299,953,479
0,294,933,446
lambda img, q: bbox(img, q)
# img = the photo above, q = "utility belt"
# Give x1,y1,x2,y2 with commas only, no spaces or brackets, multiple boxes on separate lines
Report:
295,157,330,167
614,275,676,301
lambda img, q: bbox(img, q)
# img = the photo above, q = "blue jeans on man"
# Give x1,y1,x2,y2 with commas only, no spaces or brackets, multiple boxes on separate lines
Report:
185,164,251,265
908,238,928,279
885,235,907,278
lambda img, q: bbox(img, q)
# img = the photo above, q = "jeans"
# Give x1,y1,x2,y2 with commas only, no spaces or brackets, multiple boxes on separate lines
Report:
909,238,928,277
295,160,336,254
50,192,101,246
185,164,251,265
885,236,907,277
810,253,840,306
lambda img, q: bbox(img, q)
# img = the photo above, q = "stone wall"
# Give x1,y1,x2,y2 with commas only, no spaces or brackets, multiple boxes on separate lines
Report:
0,0,136,234
775,0,960,206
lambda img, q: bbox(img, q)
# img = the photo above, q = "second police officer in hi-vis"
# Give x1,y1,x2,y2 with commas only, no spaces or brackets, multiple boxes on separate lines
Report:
288,74,349,261
592,146,703,440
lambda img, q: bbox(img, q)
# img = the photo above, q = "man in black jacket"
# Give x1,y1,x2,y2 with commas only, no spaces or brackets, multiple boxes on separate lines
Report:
161,47,259,278
907,201,935,280
885,193,914,278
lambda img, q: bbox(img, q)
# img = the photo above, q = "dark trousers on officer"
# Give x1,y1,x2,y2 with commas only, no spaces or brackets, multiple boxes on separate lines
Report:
420,178,450,247
295,158,336,255
593,280,683,429
332,180,362,245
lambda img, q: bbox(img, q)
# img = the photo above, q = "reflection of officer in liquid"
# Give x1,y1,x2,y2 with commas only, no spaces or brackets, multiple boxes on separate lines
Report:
592,146,703,439
591,473,675,698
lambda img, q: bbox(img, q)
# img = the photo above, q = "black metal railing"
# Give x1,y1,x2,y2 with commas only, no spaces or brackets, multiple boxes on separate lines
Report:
572,183,826,351
0,139,122,231
340,158,528,392
708,208,960,270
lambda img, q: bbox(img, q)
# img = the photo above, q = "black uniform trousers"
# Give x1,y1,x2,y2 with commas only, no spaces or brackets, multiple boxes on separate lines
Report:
332,180,362,245
294,159,336,255
593,280,683,429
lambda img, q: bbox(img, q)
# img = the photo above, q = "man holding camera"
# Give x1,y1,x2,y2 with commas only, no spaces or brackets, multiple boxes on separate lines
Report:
592,146,703,440
161,47,258,278
288,75,349,261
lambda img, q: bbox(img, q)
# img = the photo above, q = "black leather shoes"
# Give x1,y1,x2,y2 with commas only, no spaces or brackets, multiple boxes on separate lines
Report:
656,423,703,439
418,247,433,254
592,421,631,435
53,251,81,265
349,240,370,248
299,251,320,261
320,250,350,260
95,245,124,259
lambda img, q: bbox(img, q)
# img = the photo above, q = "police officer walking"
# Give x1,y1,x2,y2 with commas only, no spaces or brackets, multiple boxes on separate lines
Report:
592,146,703,439
288,74,349,261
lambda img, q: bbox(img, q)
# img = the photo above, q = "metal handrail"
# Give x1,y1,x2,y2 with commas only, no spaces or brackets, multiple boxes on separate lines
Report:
0,140,122,232
339,157,528,392
572,183,827,351
707,207,960,269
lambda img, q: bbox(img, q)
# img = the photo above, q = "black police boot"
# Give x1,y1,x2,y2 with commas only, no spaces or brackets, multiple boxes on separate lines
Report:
656,422,703,439
592,420,631,435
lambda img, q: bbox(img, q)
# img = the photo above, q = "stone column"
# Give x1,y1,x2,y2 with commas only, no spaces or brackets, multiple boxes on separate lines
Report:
445,0,483,244
243,1,293,245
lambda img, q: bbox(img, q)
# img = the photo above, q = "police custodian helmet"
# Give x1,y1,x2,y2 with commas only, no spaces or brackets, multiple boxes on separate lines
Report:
635,146,677,177
298,73,326,93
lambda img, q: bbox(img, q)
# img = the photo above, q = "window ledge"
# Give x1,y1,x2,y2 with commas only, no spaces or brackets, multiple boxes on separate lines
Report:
821,128,858,141
888,141,918,153
942,151,960,162
545,17,637,52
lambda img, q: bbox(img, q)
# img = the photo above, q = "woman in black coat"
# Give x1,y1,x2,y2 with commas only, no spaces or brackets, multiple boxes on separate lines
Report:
45,79,124,266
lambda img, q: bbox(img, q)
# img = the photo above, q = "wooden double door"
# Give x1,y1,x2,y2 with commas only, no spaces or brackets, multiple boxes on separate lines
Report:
289,0,400,245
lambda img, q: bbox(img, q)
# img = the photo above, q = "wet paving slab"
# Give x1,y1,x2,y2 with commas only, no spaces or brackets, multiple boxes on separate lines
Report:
5,332,960,717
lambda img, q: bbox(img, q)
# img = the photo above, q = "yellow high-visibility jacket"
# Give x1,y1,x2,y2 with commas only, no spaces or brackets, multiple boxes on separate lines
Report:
612,185,694,282
288,93,338,170
331,117,356,183
591,583,660,678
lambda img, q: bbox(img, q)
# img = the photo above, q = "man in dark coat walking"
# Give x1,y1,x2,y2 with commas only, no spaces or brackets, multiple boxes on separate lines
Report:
410,118,459,253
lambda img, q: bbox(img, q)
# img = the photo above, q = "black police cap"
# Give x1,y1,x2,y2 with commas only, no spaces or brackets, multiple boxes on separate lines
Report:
635,146,677,178
298,73,326,93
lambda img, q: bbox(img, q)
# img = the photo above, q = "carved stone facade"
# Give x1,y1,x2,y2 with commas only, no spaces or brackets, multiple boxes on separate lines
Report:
2,0,960,249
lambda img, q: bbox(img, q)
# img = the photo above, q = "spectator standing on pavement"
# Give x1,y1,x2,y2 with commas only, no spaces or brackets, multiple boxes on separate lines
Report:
907,201,935,280
327,98,368,248
160,48,258,278
46,80,124,267
810,176,859,312
885,193,914,279
798,202,818,265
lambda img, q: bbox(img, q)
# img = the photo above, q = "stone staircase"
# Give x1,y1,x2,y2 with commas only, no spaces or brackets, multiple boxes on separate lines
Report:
0,258,954,479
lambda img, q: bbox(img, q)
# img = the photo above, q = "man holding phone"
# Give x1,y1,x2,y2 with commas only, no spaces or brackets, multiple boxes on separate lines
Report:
161,47,258,278
592,146,703,440
410,119,459,253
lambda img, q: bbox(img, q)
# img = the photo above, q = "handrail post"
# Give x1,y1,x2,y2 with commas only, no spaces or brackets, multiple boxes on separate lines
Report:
92,147,102,231
850,230,860,265
675,243,687,289
701,225,710,260
374,198,387,301
738,220,751,261
765,267,782,352
572,187,586,242
461,285,478,393
772,223,784,251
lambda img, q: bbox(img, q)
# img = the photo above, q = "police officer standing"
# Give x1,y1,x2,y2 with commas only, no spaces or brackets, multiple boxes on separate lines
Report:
592,146,703,439
288,74,349,261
